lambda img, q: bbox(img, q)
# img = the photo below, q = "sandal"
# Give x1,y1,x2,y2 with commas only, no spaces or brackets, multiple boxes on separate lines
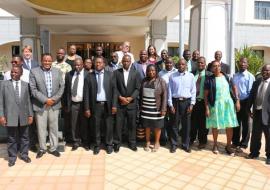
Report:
212,144,219,154
151,143,160,152
144,142,151,152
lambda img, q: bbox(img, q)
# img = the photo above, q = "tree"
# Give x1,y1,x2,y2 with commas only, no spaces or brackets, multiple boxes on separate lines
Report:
235,45,264,75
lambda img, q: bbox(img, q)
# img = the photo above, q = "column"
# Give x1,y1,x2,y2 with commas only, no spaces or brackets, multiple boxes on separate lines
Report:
41,30,50,54
189,0,230,64
20,17,41,61
150,17,167,55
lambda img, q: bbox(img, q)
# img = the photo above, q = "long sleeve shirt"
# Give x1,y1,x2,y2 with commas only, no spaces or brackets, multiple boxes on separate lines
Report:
167,71,196,107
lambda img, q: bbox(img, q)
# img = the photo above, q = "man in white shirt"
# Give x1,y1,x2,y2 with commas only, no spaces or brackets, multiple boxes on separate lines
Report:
116,41,135,64
63,58,88,151
22,45,39,71
4,55,30,83
159,57,177,84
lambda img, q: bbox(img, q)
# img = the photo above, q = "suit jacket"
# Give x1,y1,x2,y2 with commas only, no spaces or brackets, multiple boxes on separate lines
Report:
22,59,39,71
0,80,33,126
83,70,116,115
63,69,88,112
29,66,64,112
248,77,270,125
114,67,141,109
133,61,150,80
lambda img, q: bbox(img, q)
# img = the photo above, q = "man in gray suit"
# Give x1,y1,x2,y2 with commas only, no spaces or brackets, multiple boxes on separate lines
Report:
29,53,64,158
0,66,33,167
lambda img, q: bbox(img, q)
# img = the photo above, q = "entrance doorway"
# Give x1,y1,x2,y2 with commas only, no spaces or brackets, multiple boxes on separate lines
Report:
67,42,122,60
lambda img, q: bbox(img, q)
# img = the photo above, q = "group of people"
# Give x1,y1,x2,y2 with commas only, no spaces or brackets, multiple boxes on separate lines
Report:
0,42,270,167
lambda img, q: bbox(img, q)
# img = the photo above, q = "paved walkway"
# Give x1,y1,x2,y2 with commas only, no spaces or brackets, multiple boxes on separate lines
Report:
0,135,269,190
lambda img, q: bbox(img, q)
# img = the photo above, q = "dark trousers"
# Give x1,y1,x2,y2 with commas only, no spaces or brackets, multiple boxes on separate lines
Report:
232,99,250,147
114,107,136,146
169,98,191,149
63,111,72,142
250,110,270,158
92,102,113,147
71,101,88,145
7,125,29,162
190,99,208,145
29,121,38,148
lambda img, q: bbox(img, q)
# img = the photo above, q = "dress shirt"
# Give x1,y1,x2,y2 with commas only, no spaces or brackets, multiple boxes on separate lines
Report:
116,51,135,64
43,68,52,97
194,69,206,100
158,68,177,85
12,79,21,97
52,61,72,80
123,66,131,87
95,69,106,102
255,78,270,110
187,60,192,72
168,71,196,107
71,69,84,102
4,68,30,83
232,70,255,100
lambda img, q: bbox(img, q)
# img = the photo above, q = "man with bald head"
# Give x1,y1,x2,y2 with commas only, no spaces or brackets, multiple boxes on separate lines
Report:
207,51,230,74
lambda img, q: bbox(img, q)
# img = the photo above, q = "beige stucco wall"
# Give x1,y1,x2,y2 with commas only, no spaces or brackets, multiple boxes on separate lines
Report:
0,41,20,72
252,46,270,64
50,34,145,61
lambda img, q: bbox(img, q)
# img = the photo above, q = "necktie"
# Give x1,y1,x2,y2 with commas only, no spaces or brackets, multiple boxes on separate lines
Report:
72,72,80,97
97,72,102,94
196,72,201,97
15,81,20,104
27,60,31,70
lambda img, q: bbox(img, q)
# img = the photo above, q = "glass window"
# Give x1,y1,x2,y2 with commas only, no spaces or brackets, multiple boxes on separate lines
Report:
255,1,270,20
168,47,179,57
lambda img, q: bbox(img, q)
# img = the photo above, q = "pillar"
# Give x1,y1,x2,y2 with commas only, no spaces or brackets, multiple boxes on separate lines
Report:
150,17,167,55
20,17,41,61
189,0,230,64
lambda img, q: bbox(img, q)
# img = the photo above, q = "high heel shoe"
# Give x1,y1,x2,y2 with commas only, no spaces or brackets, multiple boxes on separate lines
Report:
225,146,235,156
212,144,219,154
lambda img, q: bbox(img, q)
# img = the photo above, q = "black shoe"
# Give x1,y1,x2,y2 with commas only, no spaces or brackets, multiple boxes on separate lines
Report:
71,144,79,151
240,144,248,149
128,145,138,152
113,144,120,153
170,146,177,153
8,161,15,167
29,146,38,153
21,156,31,163
266,158,270,165
49,150,61,157
36,151,46,159
198,143,206,149
106,146,113,154
181,146,191,153
93,146,100,155
83,145,90,151
246,153,259,159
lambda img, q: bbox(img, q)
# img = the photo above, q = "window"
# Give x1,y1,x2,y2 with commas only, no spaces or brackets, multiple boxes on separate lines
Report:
255,1,270,20
253,50,264,58
168,47,179,57
11,45,20,56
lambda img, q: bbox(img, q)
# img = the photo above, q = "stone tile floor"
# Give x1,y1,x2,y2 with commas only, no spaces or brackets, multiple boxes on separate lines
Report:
0,135,269,190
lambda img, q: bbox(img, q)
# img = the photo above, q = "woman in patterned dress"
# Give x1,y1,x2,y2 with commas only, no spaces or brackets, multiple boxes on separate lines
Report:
204,61,240,155
140,65,167,152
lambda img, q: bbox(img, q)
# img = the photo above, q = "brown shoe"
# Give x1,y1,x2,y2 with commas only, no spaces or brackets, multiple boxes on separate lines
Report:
212,145,219,154
225,146,235,156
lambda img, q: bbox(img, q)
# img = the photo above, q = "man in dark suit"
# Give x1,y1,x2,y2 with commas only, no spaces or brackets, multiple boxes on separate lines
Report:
246,64,270,165
22,45,39,71
207,51,230,74
113,55,141,152
63,58,89,151
0,66,33,167
29,53,64,158
84,57,116,154
190,57,212,149
156,49,168,73
133,50,150,80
